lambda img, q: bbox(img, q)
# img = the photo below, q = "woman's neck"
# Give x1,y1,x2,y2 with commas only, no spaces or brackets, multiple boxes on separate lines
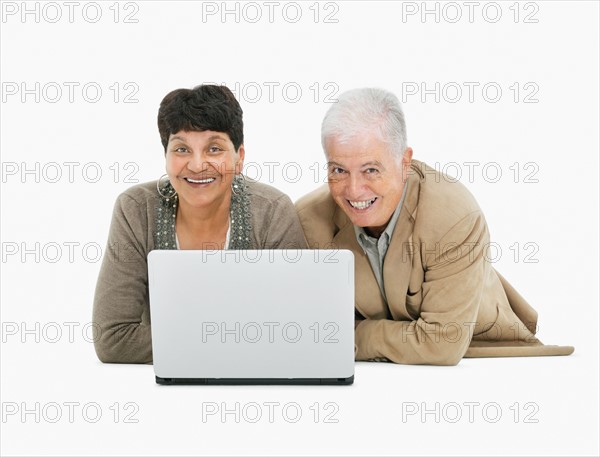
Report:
176,195,231,238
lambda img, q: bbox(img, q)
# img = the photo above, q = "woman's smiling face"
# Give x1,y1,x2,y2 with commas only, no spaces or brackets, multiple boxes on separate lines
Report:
165,130,244,210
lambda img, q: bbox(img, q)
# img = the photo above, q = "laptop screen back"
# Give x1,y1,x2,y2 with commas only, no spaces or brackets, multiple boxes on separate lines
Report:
148,249,355,382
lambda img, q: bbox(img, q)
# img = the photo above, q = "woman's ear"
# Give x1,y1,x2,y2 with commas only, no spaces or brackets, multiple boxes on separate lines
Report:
235,145,245,174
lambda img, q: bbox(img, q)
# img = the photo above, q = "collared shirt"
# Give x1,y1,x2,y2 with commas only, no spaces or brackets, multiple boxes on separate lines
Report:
353,181,408,301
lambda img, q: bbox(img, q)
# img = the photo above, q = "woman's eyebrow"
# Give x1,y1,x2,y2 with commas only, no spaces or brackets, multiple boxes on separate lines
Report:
207,135,228,142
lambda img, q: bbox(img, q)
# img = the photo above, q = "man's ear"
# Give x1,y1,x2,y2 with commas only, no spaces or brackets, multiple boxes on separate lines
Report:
402,147,413,181
403,147,413,164
235,145,245,174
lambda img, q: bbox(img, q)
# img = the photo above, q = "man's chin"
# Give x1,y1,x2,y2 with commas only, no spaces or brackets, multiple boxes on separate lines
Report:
344,211,378,229
333,197,379,227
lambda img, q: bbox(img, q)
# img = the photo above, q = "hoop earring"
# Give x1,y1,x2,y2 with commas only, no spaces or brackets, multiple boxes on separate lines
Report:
231,173,246,196
157,174,177,199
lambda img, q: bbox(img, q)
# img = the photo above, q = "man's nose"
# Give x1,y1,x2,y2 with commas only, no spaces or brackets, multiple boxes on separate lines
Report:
347,174,365,197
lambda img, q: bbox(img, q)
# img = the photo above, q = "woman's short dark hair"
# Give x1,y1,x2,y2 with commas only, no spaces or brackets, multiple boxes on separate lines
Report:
157,84,243,152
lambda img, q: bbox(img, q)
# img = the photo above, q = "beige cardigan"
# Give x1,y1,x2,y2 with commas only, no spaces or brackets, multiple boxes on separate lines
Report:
296,160,574,365
93,179,308,363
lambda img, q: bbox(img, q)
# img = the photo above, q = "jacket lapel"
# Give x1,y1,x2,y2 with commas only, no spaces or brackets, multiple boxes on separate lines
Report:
382,165,421,320
330,161,422,321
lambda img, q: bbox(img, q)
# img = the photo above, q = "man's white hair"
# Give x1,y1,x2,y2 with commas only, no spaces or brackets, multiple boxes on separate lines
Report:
321,88,408,158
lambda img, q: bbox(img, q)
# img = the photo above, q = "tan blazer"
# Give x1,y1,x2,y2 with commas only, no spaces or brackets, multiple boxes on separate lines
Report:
296,160,574,365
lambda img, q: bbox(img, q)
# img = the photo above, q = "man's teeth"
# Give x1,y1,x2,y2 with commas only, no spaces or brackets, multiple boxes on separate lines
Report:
349,198,376,209
186,177,215,184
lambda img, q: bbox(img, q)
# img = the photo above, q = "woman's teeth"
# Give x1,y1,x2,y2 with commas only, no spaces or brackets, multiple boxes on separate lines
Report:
185,177,215,184
349,198,377,209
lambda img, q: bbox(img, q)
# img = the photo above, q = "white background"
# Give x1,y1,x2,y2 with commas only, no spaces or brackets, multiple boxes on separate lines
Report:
1,1,598,455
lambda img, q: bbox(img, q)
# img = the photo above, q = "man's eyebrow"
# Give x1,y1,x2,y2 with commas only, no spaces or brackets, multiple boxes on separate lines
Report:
326,160,385,168
361,161,384,168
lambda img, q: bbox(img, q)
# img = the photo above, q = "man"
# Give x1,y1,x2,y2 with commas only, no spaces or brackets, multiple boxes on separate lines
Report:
296,88,574,365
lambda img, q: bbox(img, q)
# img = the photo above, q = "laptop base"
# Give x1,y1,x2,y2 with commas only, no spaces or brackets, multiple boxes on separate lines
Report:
156,375,354,385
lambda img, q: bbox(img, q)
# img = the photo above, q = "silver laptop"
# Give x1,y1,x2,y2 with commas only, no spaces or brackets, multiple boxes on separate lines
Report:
148,249,355,385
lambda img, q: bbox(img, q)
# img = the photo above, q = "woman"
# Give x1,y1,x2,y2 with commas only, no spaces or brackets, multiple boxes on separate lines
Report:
93,85,307,363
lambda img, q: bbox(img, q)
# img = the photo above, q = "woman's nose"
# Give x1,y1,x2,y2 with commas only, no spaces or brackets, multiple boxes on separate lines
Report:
187,151,206,172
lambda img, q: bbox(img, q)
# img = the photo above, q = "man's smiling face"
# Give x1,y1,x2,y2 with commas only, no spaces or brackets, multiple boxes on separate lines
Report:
325,130,412,237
